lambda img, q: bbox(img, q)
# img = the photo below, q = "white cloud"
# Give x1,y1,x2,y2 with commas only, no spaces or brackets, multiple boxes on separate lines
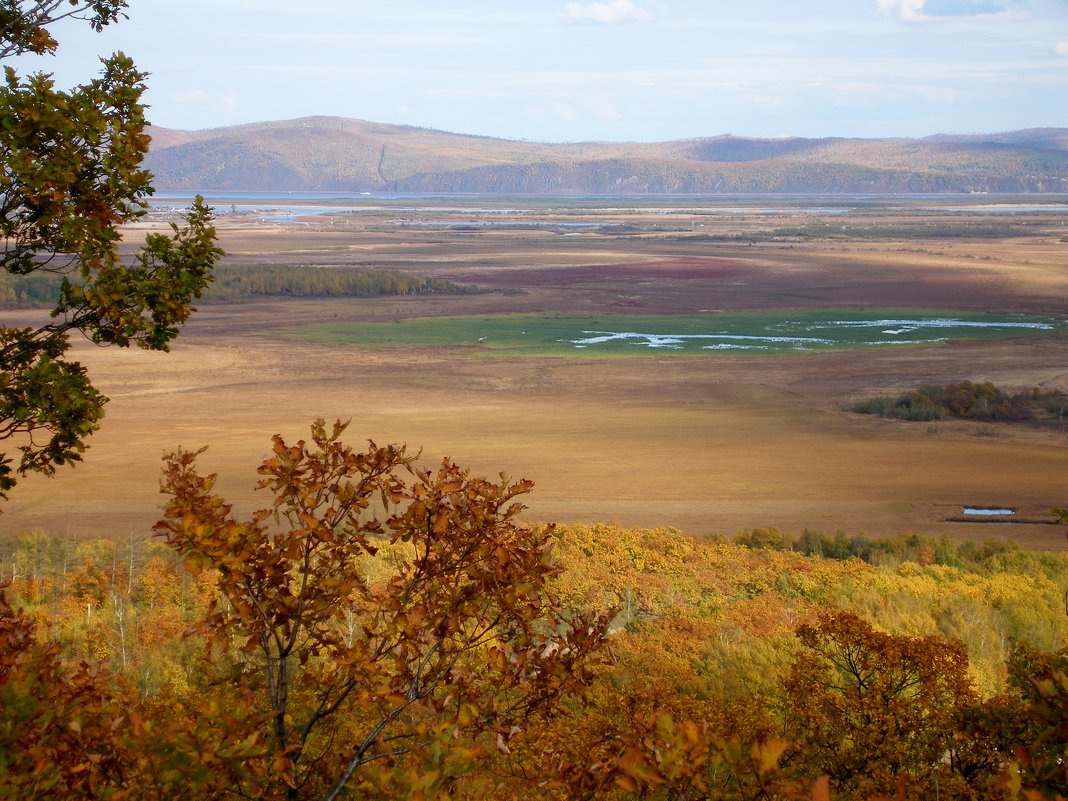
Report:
564,0,651,23
174,89,212,105
876,0,1021,23
877,0,929,22
1057,41,1068,56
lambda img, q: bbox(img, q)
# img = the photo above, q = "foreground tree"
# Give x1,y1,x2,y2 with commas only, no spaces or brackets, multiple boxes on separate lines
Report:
0,1,222,497
155,419,611,800
783,611,978,800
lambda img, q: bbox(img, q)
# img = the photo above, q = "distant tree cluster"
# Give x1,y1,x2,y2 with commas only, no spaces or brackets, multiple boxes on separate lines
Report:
853,380,1068,423
205,264,476,299
774,220,1034,240
0,264,478,308
733,525,1053,569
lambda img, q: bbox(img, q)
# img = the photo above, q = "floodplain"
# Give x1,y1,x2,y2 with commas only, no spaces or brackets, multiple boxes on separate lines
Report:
3,195,1067,547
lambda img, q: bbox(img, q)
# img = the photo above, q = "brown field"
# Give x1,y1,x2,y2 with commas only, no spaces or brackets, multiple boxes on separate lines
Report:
3,200,1067,547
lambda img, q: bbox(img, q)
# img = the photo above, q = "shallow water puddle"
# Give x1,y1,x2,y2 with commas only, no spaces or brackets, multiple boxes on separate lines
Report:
566,316,1065,353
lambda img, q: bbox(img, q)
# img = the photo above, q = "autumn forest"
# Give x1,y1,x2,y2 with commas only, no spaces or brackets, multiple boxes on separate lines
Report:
4,427,1068,799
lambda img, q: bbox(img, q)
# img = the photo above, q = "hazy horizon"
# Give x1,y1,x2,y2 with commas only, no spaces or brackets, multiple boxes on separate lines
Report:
18,0,1068,144
145,113,1066,143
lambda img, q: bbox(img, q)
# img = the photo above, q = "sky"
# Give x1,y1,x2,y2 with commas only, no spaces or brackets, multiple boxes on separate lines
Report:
15,0,1068,142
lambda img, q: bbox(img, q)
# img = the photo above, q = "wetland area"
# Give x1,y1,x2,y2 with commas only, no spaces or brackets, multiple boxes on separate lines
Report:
4,194,1067,546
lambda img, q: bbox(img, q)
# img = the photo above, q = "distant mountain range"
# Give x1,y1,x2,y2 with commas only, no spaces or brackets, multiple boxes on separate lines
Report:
144,117,1068,195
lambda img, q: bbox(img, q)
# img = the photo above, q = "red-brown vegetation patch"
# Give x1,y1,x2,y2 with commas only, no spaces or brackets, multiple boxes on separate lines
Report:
432,249,1060,317
446,257,753,289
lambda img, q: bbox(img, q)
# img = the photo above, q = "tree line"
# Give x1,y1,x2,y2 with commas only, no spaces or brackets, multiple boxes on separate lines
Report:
0,263,477,308
205,264,477,300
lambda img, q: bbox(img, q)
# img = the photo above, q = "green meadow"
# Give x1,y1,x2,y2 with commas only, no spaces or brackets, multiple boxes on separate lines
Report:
277,309,1067,357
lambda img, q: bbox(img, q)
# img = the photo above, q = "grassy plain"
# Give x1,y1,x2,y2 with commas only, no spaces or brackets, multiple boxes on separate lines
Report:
280,309,1065,355
3,197,1067,546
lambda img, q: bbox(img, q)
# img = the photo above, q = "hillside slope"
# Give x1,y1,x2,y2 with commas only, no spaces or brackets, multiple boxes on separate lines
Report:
144,117,1068,194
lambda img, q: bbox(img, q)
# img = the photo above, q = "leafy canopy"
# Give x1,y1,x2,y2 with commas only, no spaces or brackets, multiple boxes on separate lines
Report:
0,0,222,498
155,419,611,800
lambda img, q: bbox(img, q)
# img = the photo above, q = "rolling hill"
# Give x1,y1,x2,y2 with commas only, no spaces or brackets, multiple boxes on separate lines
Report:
143,116,1068,194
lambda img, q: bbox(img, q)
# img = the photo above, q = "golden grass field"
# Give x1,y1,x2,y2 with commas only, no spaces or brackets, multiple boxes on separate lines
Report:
3,199,1067,546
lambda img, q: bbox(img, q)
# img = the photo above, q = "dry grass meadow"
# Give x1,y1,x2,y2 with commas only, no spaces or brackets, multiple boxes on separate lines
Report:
3,198,1067,546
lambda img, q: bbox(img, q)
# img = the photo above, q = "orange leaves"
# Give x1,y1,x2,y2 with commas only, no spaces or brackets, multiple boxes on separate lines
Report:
615,746,661,791
432,508,451,535
151,419,611,800
600,712,813,800
785,610,977,799
755,736,790,775
0,587,138,798
271,748,298,789
811,775,833,801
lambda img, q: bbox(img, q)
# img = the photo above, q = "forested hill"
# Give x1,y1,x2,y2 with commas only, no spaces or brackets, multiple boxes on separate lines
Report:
143,117,1068,195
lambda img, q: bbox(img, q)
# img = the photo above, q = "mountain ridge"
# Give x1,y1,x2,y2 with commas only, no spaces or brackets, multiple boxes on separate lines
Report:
143,116,1068,194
